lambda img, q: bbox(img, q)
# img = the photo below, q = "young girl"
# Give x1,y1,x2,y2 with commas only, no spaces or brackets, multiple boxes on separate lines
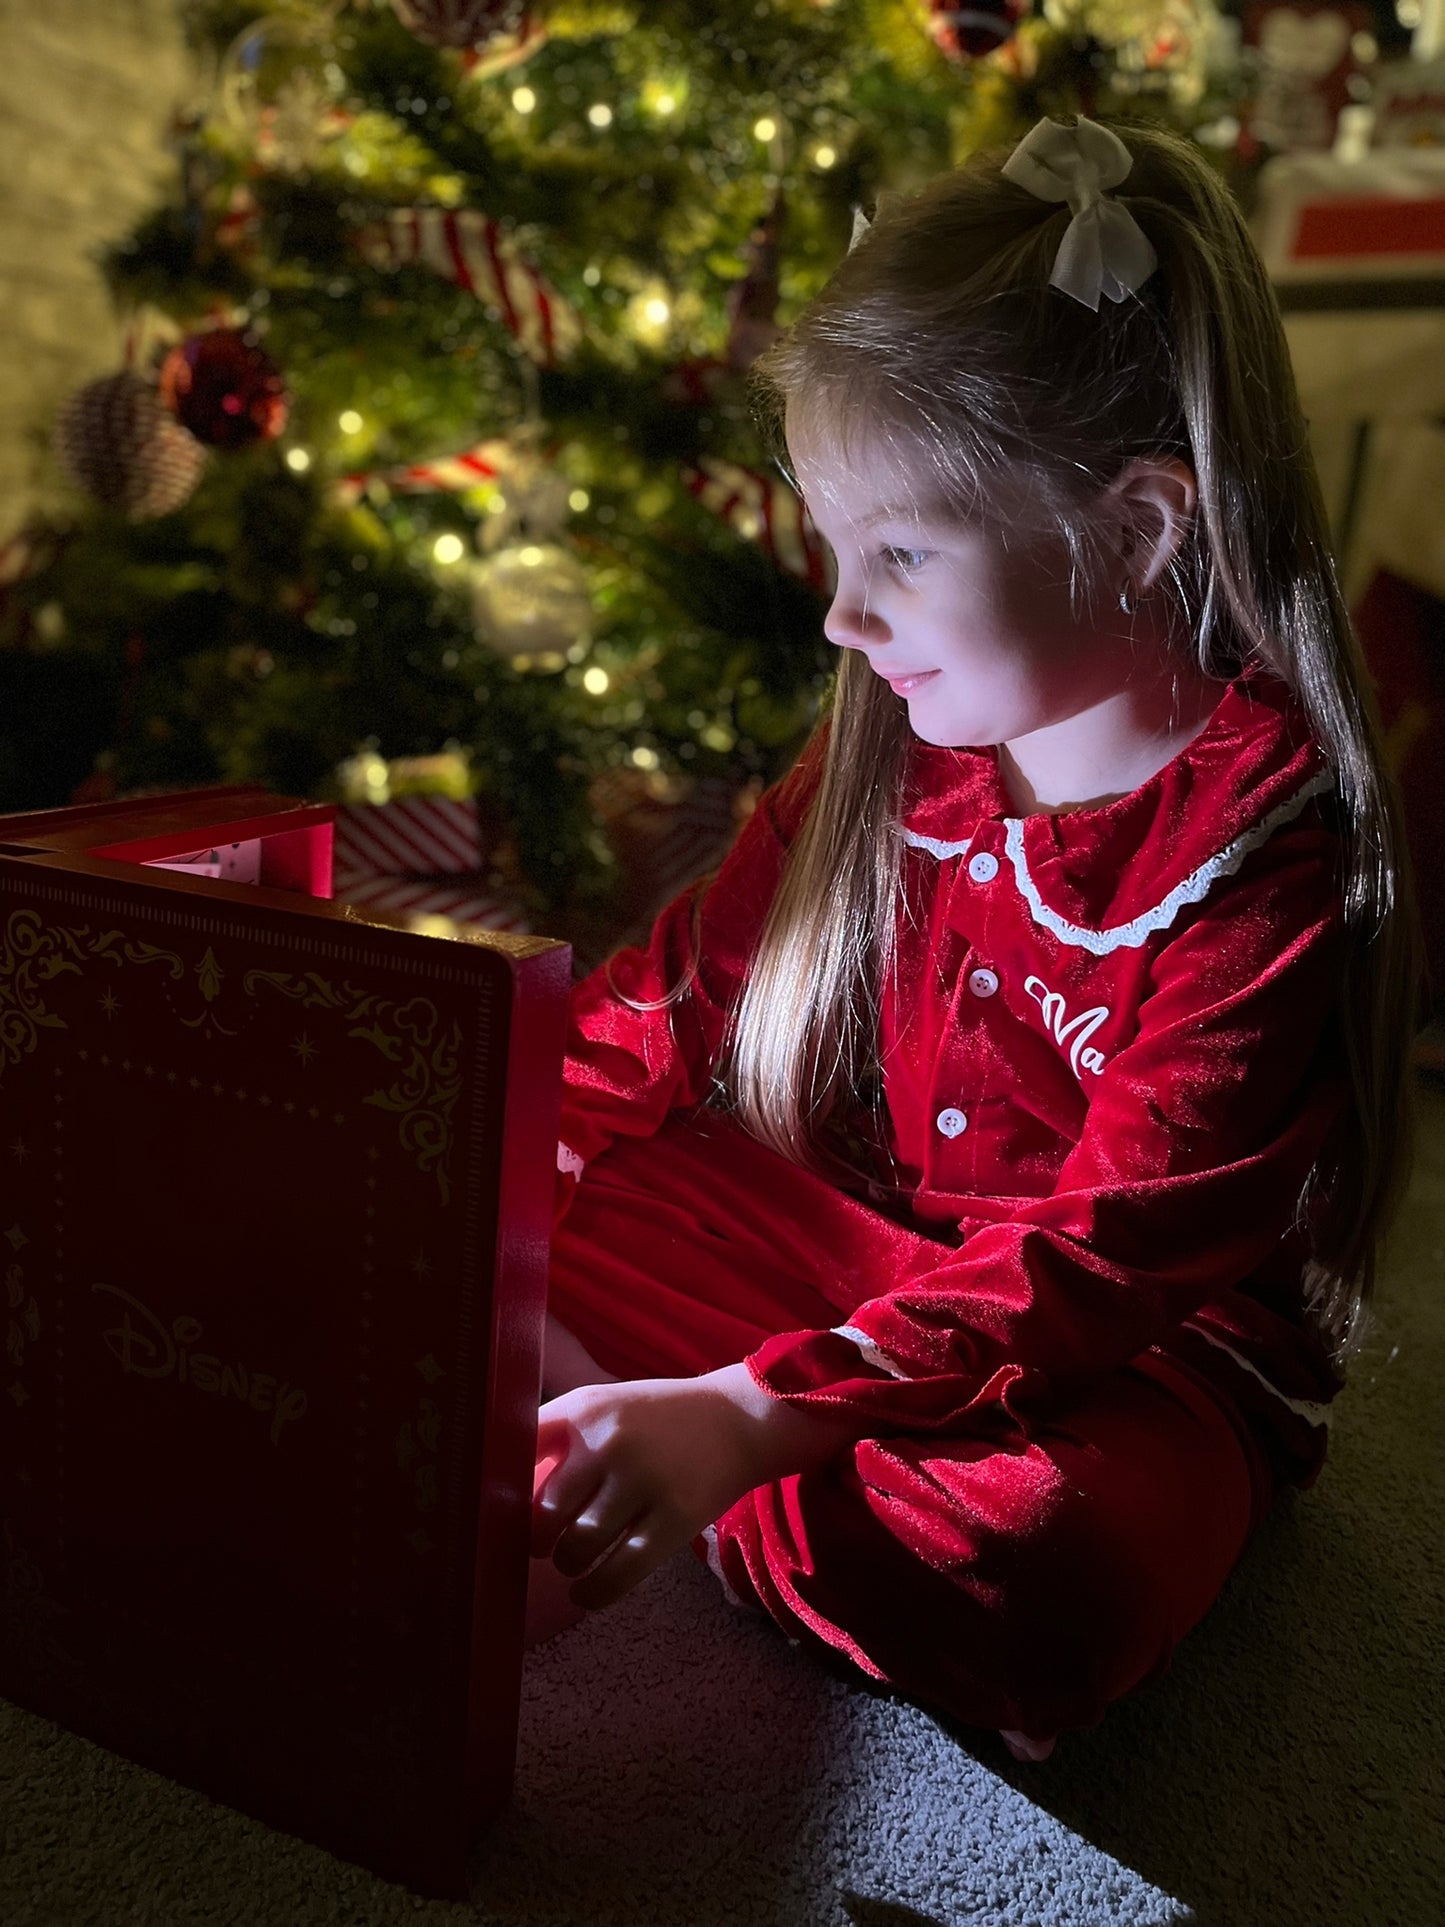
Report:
528,114,1422,1761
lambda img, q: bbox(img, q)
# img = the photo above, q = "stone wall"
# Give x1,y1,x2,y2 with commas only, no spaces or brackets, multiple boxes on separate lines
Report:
0,0,196,537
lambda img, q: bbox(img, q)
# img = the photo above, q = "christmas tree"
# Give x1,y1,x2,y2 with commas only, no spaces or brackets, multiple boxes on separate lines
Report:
0,0,1252,942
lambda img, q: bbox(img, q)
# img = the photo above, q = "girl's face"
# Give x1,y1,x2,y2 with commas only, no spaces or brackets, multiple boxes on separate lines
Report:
789,428,1130,751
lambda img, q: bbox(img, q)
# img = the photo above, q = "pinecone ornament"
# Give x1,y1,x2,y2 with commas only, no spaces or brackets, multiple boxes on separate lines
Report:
54,372,208,520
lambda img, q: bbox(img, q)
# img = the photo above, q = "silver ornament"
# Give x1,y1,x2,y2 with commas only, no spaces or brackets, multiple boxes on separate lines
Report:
471,542,592,660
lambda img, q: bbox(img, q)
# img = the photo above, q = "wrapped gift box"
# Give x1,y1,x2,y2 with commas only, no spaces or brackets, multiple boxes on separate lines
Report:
0,785,570,1898
332,867,532,934
332,789,513,886
333,793,491,879
582,770,749,961
329,751,508,881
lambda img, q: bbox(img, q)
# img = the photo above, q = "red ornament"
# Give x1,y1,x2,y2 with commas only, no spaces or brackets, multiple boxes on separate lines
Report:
927,0,1030,61
158,328,289,449
391,0,530,50
53,372,208,520
684,457,830,592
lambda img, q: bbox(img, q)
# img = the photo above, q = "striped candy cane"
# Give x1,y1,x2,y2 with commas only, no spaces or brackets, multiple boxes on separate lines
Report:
357,206,582,365
684,456,830,591
330,437,513,508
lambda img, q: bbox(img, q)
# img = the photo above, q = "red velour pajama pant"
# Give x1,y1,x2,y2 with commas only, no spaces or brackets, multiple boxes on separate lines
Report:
545,1106,1276,1742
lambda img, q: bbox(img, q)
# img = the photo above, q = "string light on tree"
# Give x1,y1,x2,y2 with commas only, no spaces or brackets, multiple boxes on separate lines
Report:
642,75,688,118
627,284,675,347
751,107,790,176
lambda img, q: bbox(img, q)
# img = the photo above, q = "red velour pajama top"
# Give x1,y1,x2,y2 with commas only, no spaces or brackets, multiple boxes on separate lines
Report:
552,662,1351,1489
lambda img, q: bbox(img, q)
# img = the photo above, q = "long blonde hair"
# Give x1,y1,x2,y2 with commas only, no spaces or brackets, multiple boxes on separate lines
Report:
663,119,1422,1369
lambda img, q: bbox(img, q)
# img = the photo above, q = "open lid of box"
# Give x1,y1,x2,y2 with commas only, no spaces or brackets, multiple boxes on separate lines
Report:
0,786,570,1896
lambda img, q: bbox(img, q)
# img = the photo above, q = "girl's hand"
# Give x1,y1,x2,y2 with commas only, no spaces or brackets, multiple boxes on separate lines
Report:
532,1363,860,1612
540,1309,619,1398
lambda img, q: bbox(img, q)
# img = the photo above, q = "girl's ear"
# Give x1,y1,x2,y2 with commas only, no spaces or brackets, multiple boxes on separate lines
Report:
1104,456,1197,591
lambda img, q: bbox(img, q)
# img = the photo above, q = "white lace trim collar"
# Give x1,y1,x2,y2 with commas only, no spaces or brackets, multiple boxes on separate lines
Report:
901,768,1334,956
902,830,974,860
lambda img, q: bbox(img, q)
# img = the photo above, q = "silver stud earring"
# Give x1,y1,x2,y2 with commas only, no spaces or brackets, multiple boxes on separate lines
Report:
1118,580,1137,616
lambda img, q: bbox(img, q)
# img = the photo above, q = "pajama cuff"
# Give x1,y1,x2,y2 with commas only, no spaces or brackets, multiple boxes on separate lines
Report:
552,1141,584,1233
557,1139,585,1179
745,1323,1051,1435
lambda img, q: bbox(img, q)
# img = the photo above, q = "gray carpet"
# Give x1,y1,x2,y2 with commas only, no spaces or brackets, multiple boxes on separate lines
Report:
4,1088,1441,1927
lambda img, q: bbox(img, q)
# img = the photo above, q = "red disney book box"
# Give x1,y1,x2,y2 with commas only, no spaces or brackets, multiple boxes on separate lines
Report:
0,785,571,1899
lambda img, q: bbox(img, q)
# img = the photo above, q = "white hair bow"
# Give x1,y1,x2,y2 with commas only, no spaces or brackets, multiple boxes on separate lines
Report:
999,115,1158,312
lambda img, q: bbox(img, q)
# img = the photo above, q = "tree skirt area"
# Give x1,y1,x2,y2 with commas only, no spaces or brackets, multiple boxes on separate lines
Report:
3,1091,1442,1927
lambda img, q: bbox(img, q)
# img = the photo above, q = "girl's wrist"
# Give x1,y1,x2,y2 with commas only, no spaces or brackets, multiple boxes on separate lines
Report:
703,1360,861,1480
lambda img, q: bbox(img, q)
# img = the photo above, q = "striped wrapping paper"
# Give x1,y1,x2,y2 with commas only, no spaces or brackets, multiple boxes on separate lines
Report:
331,868,531,933
334,775,746,965
585,772,747,955
333,795,488,878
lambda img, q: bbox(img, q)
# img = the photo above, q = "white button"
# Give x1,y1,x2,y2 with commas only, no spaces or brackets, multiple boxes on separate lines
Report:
968,967,999,998
967,851,999,884
936,1108,968,1138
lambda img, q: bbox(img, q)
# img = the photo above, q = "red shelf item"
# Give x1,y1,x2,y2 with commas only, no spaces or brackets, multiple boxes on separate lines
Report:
0,785,570,1898
1293,192,1445,260
1252,149,1445,281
